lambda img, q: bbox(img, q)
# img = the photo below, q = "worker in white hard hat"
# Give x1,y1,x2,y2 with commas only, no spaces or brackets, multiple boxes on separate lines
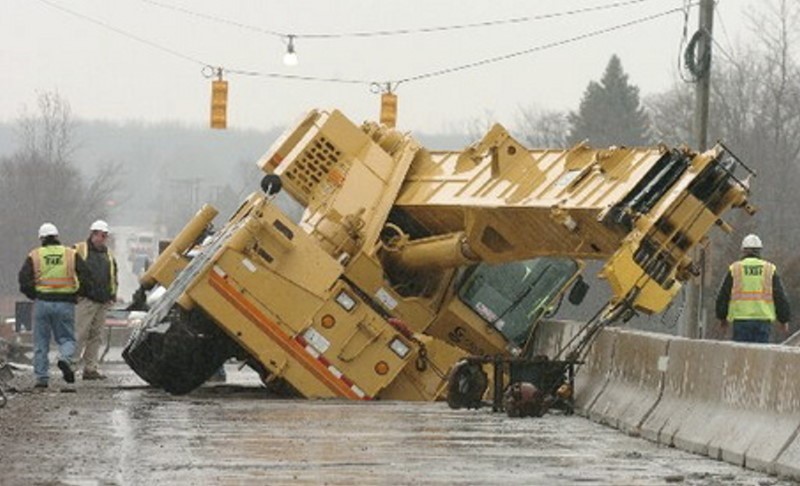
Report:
18,223,93,388
73,219,118,380
715,234,791,343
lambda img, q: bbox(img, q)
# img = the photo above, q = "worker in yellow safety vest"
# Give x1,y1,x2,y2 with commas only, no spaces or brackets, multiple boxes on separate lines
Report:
18,223,93,388
715,234,791,343
74,219,118,380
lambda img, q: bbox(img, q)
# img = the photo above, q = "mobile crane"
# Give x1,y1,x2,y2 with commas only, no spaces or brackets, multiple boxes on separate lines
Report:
123,109,753,403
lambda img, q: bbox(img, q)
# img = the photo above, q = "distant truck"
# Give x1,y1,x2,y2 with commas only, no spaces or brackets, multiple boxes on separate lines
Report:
123,109,753,402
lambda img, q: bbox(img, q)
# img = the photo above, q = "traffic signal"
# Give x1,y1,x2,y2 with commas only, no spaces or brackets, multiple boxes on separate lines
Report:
210,75,228,129
380,92,397,128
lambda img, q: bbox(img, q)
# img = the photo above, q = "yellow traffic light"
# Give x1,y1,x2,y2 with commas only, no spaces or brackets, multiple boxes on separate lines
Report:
380,92,397,128
210,73,228,129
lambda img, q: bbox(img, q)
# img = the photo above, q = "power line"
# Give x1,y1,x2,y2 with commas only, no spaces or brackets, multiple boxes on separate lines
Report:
137,0,284,38
229,7,690,87
137,0,661,40
35,0,206,68
34,0,367,84
712,5,739,66
34,0,688,89
395,6,690,84
709,35,738,66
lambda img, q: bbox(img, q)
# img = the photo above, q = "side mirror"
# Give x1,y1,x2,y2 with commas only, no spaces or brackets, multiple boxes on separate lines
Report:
568,276,589,305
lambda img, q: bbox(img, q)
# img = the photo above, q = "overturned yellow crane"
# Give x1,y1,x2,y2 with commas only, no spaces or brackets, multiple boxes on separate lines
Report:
124,109,753,402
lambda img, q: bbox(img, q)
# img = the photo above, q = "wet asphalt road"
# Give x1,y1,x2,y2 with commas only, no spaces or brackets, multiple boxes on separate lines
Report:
0,361,793,485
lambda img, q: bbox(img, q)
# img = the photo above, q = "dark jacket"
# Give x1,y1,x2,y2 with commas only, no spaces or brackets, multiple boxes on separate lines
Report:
18,238,93,303
715,260,791,323
79,238,118,303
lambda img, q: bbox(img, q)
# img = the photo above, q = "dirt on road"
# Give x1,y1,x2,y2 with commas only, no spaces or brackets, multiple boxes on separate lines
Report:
0,360,794,485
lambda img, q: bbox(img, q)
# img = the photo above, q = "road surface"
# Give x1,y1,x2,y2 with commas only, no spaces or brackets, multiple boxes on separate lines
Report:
0,359,792,485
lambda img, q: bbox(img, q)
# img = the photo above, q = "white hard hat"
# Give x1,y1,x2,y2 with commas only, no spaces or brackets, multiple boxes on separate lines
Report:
90,219,110,233
38,222,59,238
741,233,763,250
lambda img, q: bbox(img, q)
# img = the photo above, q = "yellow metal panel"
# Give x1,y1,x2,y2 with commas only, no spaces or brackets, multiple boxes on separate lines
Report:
377,335,467,401
187,271,340,398
303,284,409,398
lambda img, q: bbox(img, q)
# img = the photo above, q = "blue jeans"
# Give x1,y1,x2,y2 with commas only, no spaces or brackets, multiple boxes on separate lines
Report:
732,320,771,343
33,300,76,383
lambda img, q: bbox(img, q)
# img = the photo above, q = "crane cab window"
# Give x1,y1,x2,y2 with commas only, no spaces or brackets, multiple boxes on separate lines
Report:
458,258,579,347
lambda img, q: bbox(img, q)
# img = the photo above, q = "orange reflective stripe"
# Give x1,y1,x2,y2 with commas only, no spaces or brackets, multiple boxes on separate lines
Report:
209,271,362,400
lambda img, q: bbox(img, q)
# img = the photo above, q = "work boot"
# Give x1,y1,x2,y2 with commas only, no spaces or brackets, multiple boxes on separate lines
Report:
34,381,48,389
82,370,107,381
57,360,75,384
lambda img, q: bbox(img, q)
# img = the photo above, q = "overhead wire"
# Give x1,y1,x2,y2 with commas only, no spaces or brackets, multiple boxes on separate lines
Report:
709,1,740,68
33,0,368,85
33,0,690,90
35,0,206,68
713,0,737,56
395,6,691,85
710,35,738,66
137,0,661,40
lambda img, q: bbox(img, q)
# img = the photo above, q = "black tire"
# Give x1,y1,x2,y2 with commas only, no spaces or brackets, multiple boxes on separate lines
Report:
123,307,241,394
446,361,488,410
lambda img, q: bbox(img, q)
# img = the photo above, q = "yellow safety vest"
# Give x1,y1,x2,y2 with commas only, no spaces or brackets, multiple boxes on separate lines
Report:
75,241,118,296
727,257,777,321
30,245,80,294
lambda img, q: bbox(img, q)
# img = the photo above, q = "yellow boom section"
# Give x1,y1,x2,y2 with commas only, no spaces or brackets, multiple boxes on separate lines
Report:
394,125,750,313
259,109,751,315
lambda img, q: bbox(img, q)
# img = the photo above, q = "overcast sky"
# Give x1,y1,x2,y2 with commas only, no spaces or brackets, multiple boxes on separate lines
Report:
2,0,757,133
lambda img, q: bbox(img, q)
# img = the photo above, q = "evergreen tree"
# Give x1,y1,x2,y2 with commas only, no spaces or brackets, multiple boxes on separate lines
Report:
567,55,651,146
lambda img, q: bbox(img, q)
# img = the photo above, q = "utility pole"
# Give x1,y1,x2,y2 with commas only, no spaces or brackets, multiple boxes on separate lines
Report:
681,0,714,339
694,0,714,152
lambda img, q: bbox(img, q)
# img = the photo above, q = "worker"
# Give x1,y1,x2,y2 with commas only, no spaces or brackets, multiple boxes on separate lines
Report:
715,234,791,343
18,223,92,388
74,220,118,380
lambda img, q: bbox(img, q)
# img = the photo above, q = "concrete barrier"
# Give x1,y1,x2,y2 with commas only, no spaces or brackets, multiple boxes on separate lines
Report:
540,323,800,479
583,330,669,434
530,319,584,357
630,337,800,478
574,328,617,414
775,428,800,478
640,339,730,452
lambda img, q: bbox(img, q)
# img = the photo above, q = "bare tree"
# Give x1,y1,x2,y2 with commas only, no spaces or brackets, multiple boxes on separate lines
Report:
0,92,120,294
514,105,569,148
17,91,76,165
464,109,498,141
646,0,800,332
